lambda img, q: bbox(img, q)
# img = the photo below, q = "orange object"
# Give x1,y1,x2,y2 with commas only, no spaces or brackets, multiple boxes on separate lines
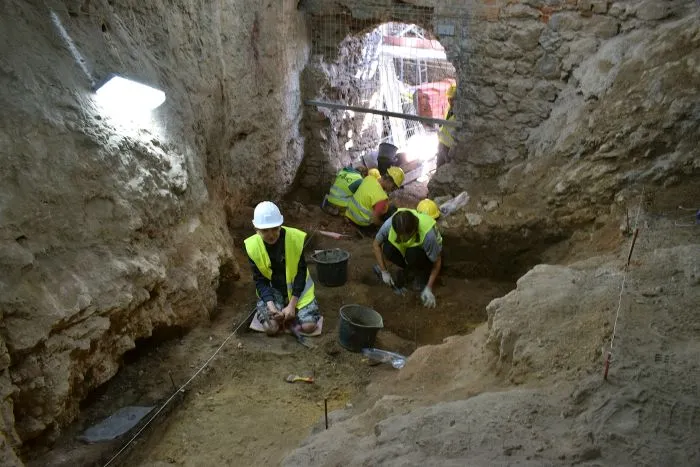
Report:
318,230,350,240
414,79,456,119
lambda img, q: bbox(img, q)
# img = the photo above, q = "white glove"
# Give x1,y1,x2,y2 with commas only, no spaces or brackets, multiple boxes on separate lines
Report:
381,270,395,287
421,287,436,308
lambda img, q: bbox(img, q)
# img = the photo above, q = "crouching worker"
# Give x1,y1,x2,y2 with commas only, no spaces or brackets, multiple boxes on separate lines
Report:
321,166,373,216
372,209,442,308
345,166,404,232
244,201,320,335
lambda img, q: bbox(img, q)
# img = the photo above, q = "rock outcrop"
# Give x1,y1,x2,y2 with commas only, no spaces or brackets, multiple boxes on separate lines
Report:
0,0,308,460
284,241,700,466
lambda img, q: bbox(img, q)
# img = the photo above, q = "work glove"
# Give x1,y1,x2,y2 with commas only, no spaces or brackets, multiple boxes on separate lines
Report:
421,286,436,308
381,270,395,287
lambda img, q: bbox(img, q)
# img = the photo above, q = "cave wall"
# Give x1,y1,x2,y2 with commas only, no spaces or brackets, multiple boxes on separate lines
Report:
0,0,309,461
298,0,699,219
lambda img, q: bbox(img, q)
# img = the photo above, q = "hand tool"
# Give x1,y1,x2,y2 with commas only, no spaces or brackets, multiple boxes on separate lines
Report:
285,374,314,383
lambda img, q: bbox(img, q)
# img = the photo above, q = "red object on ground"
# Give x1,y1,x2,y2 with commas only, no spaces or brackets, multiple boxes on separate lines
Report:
414,79,456,119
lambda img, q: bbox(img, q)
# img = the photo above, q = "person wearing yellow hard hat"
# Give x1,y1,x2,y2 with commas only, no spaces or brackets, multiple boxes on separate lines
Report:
416,199,441,219
368,168,381,179
244,201,320,336
321,165,367,216
373,208,443,308
346,166,404,231
437,83,457,167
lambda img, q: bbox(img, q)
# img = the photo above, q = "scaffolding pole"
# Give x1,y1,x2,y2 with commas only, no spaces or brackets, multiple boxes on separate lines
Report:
305,100,461,128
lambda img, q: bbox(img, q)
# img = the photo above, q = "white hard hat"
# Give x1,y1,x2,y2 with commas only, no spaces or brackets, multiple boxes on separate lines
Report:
252,201,284,229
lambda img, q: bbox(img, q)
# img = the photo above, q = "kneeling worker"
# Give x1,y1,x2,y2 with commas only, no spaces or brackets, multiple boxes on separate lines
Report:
244,201,320,336
322,166,377,216
373,209,442,308
346,166,405,229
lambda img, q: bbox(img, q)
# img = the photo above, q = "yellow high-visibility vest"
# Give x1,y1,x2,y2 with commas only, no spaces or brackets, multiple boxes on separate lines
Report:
388,209,441,256
327,168,362,208
345,176,388,226
244,227,315,309
438,111,456,148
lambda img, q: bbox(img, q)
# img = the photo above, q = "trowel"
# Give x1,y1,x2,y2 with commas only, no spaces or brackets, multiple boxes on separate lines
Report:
372,265,407,296
290,326,316,349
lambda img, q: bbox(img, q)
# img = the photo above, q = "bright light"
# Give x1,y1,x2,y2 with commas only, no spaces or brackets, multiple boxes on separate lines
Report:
95,75,166,113
400,132,439,163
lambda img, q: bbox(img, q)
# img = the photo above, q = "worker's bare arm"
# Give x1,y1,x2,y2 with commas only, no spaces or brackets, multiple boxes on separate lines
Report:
427,254,441,290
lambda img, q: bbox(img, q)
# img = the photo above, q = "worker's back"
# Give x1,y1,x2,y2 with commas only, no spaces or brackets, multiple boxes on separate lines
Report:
327,167,363,208
345,176,388,226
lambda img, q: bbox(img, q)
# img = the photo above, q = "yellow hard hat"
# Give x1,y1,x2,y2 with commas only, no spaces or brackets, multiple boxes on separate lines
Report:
446,83,457,98
386,166,405,188
368,168,381,179
417,199,440,219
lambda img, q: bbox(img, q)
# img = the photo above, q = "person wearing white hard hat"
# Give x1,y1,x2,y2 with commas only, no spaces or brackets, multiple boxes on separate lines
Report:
244,201,320,336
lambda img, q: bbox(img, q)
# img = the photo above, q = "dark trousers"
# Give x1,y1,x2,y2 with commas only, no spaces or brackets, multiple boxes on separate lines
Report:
382,242,432,275
354,205,398,237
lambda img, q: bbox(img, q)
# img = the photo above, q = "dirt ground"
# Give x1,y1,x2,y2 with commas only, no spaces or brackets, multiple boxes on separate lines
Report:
280,186,700,466
27,183,514,467
28,181,698,466
25,180,699,466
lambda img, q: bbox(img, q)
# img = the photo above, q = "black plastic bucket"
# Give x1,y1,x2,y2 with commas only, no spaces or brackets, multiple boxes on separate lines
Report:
311,249,350,287
338,304,384,352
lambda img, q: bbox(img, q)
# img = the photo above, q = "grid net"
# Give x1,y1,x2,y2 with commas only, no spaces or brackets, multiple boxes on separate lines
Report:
308,4,467,156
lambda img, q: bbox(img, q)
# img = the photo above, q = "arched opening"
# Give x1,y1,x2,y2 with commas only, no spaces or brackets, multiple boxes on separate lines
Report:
347,22,456,188
299,16,459,200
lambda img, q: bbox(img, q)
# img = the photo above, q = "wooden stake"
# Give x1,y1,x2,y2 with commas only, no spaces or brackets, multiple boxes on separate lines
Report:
168,372,177,392
324,398,329,430
626,228,639,268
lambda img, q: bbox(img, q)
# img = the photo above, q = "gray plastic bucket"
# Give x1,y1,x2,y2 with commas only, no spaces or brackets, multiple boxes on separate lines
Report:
311,249,350,287
338,304,384,352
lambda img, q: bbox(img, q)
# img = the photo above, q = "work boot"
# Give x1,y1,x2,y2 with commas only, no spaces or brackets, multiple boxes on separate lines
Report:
321,195,339,216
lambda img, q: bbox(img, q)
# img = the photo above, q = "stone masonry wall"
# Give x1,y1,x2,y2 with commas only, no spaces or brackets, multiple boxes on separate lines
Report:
431,0,698,201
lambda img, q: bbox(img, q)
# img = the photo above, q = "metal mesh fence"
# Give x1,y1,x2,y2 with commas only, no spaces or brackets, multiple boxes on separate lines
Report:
308,3,467,157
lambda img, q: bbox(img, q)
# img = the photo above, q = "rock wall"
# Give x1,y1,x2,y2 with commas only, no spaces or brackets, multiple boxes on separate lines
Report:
298,0,699,221
297,34,381,191
431,0,699,214
0,0,308,461
284,242,700,466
